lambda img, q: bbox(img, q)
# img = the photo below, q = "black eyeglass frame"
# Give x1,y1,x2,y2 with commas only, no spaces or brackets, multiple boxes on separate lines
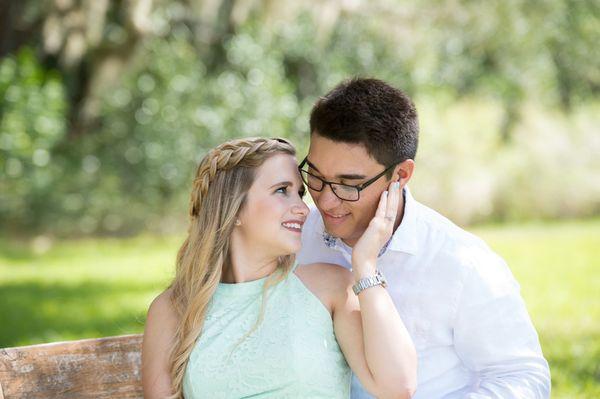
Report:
298,157,400,202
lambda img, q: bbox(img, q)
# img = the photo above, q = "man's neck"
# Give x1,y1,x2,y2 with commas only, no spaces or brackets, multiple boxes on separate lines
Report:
341,190,406,248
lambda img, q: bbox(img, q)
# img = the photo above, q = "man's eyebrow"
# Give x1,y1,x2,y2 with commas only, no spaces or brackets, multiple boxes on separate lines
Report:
306,159,366,180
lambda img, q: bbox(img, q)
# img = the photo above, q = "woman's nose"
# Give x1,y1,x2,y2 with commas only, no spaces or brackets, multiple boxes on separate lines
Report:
293,198,310,216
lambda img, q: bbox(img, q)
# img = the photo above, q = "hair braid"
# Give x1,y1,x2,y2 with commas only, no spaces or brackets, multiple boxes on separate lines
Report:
190,138,292,217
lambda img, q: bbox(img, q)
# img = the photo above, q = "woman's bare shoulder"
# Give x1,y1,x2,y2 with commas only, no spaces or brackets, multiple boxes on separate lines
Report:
142,288,177,397
144,288,178,343
294,263,354,310
148,288,176,320
296,262,353,285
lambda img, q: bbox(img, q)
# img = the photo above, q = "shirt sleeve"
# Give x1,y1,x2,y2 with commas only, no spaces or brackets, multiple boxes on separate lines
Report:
453,248,551,398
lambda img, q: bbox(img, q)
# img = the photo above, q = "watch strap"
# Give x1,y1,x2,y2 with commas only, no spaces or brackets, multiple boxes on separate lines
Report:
352,270,387,295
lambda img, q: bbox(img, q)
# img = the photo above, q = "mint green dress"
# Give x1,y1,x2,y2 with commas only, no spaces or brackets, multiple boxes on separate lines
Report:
182,266,351,398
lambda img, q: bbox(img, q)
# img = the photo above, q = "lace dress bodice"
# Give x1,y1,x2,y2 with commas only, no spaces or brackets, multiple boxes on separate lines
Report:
183,267,351,398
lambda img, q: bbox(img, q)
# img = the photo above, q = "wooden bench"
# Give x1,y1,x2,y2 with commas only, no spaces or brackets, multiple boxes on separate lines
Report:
0,334,143,398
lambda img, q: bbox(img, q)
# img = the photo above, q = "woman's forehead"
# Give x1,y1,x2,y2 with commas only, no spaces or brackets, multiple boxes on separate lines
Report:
254,153,302,184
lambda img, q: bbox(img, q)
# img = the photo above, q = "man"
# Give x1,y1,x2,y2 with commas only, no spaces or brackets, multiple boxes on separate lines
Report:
297,78,550,398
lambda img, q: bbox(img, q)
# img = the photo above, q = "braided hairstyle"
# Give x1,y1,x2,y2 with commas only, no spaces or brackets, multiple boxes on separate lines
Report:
167,137,296,398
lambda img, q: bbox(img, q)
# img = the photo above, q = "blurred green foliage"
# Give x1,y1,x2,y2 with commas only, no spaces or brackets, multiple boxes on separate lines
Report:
0,48,68,231
0,0,598,235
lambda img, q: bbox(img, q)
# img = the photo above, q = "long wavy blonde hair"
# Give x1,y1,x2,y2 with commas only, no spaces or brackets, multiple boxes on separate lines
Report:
167,137,297,398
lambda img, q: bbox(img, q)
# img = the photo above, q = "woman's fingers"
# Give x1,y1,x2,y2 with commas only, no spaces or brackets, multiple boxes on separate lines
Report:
375,188,389,220
353,182,401,267
371,181,401,243
385,181,401,226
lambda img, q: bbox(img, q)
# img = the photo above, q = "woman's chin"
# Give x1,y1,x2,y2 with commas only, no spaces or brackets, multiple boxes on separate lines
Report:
279,241,302,256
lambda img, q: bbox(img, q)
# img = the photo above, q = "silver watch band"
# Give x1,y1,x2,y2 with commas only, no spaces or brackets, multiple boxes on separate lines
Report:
352,270,387,295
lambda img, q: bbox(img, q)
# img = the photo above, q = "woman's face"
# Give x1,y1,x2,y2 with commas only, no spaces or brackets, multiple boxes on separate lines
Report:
236,153,309,257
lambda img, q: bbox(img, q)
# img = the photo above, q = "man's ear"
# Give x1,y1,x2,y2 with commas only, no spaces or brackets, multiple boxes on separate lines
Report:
393,159,415,186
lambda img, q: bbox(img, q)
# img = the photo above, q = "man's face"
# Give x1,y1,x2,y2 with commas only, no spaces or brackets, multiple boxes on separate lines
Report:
306,133,394,246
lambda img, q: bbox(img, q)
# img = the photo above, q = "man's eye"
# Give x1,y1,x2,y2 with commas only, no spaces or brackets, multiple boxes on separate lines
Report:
338,184,357,193
307,168,321,177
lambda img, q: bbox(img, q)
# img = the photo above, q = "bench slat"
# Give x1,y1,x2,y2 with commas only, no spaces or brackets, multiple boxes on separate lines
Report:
0,334,143,399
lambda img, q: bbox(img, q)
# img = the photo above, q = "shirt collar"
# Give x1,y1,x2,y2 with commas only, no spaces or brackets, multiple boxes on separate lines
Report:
319,186,420,256
387,186,419,255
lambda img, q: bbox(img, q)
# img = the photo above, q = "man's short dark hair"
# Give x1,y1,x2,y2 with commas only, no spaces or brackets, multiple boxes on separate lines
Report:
309,78,418,170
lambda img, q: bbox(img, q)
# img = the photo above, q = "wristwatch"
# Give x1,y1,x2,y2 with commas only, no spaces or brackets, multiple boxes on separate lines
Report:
352,270,388,295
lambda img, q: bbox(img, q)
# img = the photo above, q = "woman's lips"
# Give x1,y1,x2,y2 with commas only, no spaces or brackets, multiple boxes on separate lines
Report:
282,221,303,234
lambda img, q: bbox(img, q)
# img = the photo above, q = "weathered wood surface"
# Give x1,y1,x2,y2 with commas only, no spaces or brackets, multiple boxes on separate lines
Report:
0,334,143,399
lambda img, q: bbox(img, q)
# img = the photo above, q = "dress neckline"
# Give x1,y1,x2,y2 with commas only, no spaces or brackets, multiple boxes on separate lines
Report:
216,274,270,297
215,264,298,297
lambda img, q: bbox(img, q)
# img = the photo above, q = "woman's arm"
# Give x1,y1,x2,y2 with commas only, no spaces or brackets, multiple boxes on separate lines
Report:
142,289,177,399
332,269,416,399
334,182,417,398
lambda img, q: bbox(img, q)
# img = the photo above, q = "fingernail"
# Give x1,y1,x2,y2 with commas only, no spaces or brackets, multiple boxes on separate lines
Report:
384,190,388,196
394,182,400,189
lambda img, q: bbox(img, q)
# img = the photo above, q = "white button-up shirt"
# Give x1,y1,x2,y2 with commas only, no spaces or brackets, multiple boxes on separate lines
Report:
297,188,550,398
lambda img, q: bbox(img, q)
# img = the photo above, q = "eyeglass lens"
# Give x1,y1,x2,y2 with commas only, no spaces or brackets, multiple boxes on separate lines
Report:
300,170,359,201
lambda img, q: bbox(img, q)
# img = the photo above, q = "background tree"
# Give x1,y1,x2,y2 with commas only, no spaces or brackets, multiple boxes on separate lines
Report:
1,0,598,235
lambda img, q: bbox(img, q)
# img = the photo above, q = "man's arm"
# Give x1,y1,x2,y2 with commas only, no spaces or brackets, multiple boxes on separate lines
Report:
453,249,551,398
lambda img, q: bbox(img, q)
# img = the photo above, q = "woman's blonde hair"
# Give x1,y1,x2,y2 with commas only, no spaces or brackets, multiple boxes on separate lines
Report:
167,137,296,398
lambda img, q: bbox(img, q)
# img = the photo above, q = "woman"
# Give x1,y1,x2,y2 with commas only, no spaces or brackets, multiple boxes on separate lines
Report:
142,137,416,398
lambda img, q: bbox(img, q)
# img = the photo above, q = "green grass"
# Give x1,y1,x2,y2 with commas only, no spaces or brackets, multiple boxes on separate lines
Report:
0,235,180,345
473,219,600,398
1,219,599,397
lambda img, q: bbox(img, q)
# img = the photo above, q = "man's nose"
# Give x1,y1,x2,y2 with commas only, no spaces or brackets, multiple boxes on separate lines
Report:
315,184,342,210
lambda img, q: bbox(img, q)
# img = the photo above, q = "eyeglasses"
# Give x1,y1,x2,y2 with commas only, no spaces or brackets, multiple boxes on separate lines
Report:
298,157,399,202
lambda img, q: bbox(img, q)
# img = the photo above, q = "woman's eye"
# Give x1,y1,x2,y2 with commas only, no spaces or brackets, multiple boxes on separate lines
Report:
275,186,288,194
299,189,306,198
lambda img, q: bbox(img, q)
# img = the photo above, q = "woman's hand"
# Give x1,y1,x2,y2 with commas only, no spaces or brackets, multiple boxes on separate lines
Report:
351,181,401,278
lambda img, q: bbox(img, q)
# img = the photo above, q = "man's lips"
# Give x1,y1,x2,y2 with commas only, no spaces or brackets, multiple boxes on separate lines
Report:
322,211,350,226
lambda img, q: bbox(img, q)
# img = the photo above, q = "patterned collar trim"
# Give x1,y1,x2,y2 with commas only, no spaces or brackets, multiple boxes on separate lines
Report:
322,231,338,249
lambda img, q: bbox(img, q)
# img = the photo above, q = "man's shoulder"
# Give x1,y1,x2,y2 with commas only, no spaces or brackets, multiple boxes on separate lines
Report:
414,200,486,249
413,199,505,273
410,201,516,296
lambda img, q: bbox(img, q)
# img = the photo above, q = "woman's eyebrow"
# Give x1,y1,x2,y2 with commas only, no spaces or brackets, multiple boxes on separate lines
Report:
269,180,293,189
306,159,366,180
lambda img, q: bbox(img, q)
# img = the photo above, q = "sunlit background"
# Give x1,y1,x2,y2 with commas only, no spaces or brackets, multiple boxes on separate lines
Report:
0,0,598,397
